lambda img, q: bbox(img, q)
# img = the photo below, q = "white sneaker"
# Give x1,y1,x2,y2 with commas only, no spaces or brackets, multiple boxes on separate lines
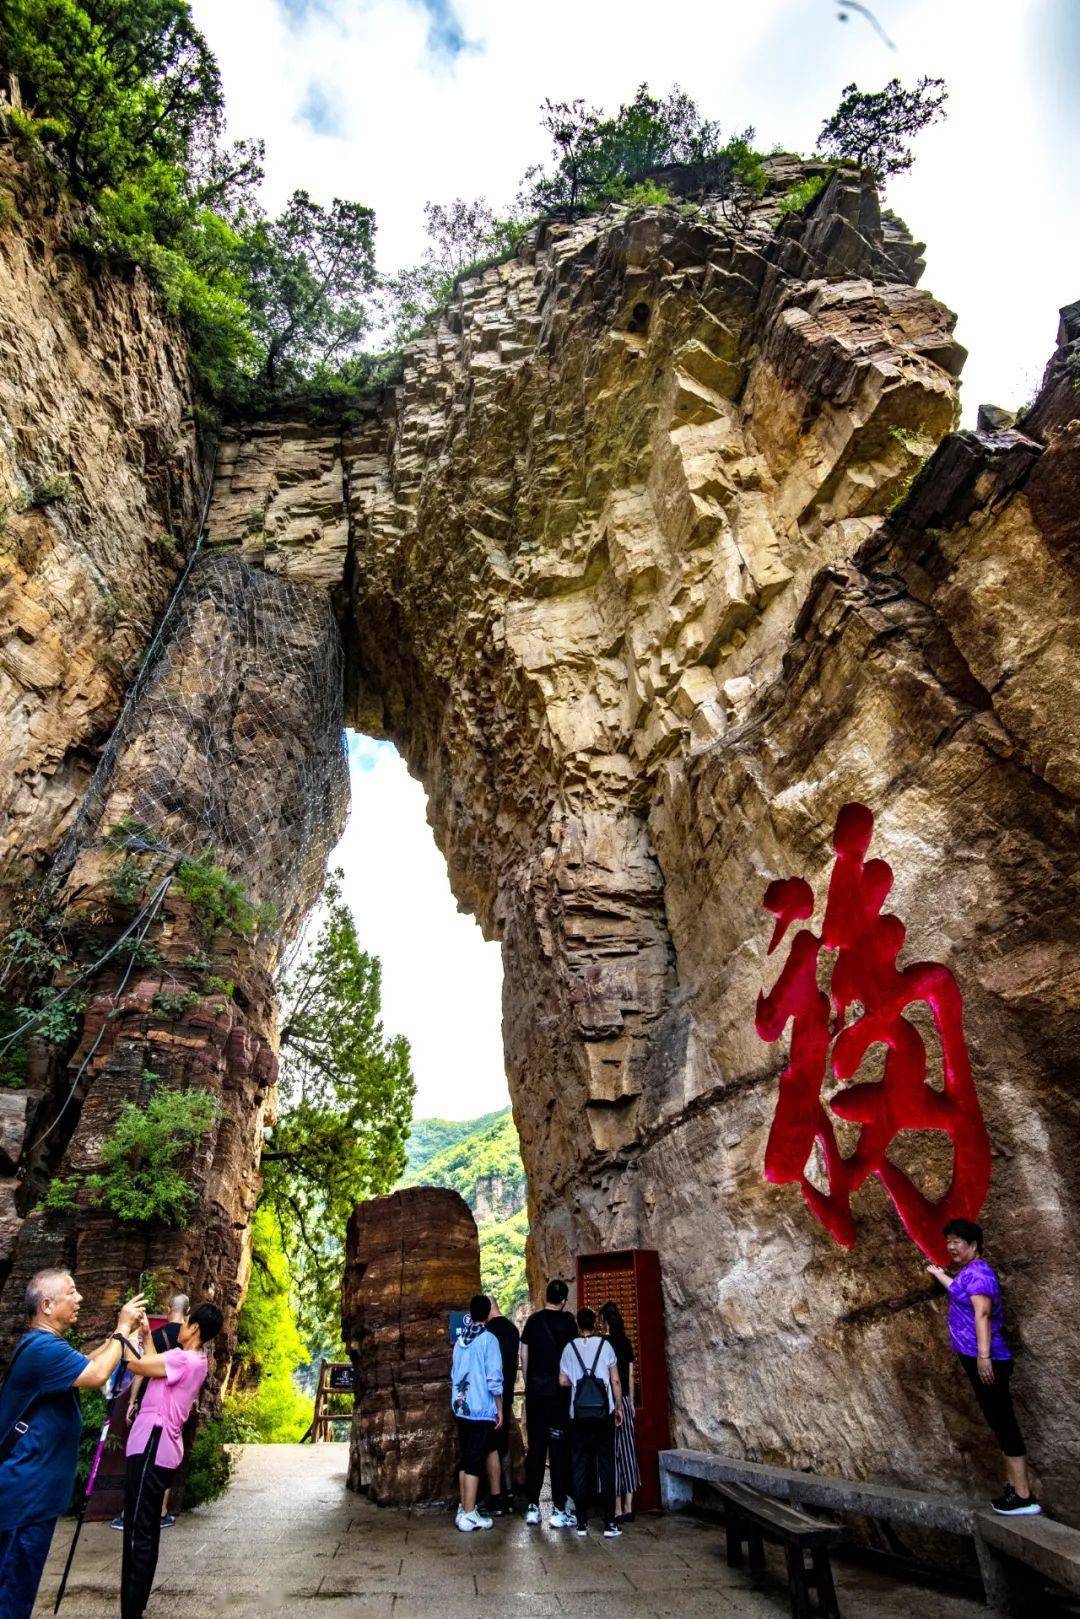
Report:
524,1503,541,1525
456,1507,493,1531
550,1509,577,1528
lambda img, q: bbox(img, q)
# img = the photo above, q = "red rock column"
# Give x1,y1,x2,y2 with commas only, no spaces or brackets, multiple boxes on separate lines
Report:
342,1187,481,1506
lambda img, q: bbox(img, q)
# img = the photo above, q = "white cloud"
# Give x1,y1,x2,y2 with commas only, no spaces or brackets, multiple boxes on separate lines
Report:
331,735,507,1118
190,0,1077,1114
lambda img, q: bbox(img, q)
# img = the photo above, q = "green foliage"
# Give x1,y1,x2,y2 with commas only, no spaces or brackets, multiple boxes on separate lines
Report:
42,1175,79,1212
776,173,827,216
83,1085,219,1224
107,858,147,908
183,1415,236,1507
480,1206,529,1317
16,987,84,1047
383,197,526,348
205,974,234,999
621,181,672,209
238,191,377,395
818,77,948,182
225,1206,313,1441
26,476,71,505
150,987,201,1018
73,1388,113,1502
401,1109,529,1317
519,83,725,217
0,1002,30,1088
260,868,414,1355
175,853,276,936
2,0,265,399
401,1108,525,1213
401,1110,507,1178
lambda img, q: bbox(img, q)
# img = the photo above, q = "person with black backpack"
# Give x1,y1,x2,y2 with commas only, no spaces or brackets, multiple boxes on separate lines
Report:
519,1279,576,1527
558,1306,624,1539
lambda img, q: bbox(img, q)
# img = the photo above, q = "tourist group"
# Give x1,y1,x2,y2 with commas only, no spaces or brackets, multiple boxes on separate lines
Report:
451,1280,639,1537
0,1215,1043,1619
449,1218,1043,1537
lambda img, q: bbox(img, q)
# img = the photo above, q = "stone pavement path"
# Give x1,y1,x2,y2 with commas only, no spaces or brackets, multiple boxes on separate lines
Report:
34,1443,986,1619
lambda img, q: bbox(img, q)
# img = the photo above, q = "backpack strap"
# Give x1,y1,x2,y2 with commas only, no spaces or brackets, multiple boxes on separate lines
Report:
569,1339,589,1375
0,1335,43,1463
589,1339,604,1376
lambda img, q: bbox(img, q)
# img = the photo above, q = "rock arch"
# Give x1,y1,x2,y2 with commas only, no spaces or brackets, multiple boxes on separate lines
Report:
1,161,1078,1514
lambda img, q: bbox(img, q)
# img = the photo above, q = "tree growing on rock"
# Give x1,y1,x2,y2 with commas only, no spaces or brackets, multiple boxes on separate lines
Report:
817,76,949,181
383,197,527,348
241,192,378,394
259,868,414,1351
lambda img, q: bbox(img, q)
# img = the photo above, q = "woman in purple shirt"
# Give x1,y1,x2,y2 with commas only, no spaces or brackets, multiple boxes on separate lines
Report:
926,1218,1039,1516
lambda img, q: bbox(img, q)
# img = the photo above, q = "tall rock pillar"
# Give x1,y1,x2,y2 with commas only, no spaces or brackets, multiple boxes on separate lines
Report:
342,1186,481,1505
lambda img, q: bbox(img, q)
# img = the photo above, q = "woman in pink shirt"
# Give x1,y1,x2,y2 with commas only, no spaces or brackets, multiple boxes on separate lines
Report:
120,1301,224,1619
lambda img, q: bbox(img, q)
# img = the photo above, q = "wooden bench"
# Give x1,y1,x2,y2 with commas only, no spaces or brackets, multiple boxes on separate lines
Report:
717,1480,843,1619
660,1448,1080,1616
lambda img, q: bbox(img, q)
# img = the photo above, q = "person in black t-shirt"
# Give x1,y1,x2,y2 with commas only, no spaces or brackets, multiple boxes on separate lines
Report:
519,1279,577,1527
483,1299,520,1514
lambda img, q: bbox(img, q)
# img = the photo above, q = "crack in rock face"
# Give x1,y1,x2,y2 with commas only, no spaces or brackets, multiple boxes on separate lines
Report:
3,160,1079,1514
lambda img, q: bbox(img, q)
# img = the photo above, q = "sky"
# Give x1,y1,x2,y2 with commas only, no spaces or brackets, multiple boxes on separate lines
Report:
190,0,1079,1117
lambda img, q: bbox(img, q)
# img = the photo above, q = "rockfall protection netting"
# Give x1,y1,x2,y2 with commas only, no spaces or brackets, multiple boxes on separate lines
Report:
51,551,350,946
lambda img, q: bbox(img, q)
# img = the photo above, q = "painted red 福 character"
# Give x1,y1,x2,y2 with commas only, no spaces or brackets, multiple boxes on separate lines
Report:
755,803,991,1261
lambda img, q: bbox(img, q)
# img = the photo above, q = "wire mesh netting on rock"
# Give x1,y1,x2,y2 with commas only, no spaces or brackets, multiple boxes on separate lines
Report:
53,552,349,947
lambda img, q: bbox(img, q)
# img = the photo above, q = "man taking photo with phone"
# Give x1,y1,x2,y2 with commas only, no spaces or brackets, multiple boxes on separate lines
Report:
0,1270,147,1619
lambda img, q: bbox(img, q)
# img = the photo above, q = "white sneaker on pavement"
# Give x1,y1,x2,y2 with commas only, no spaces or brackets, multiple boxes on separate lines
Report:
550,1509,577,1528
524,1503,541,1525
456,1508,478,1532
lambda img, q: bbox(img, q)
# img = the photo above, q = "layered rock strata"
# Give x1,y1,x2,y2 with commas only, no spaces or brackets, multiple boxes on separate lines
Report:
342,1187,480,1505
2,148,1078,1523
0,145,203,908
205,171,1076,1513
0,552,347,1361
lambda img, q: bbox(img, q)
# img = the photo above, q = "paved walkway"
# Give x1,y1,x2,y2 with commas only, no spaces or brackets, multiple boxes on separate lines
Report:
35,1444,986,1618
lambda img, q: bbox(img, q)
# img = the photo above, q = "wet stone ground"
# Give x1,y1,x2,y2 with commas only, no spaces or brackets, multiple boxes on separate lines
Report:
34,1444,987,1618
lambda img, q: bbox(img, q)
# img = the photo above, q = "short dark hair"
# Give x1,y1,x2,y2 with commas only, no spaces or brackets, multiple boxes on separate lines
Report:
545,1279,569,1305
943,1218,984,1254
576,1306,596,1332
469,1293,491,1322
189,1302,224,1344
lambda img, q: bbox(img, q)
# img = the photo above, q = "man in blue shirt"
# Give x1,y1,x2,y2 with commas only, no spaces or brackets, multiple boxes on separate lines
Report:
0,1269,147,1619
450,1294,503,1533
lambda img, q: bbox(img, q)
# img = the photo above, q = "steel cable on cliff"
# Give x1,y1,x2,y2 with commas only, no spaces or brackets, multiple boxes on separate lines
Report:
46,449,220,891
19,872,173,1161
0,454,220,1051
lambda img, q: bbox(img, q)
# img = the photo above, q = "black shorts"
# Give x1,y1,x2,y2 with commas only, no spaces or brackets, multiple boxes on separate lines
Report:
457,1418,497,1478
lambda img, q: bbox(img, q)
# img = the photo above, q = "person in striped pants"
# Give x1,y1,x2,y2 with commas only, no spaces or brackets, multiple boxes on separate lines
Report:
599,1302,641,1524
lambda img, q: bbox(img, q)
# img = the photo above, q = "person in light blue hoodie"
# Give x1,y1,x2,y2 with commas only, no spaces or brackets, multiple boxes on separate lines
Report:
451,1293,504,1532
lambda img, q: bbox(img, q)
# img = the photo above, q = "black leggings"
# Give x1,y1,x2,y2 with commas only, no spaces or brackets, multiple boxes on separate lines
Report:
959,1355,1026,1458
121,1432,178,1619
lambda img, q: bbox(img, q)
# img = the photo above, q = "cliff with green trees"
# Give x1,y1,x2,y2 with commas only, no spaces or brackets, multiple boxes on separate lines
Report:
400,1109,529,1315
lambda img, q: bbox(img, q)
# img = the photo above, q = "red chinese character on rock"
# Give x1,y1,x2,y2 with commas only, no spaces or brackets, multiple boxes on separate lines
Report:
755,802,991,1262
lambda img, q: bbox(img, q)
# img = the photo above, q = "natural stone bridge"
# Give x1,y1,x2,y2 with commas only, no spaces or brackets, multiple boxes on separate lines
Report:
1,146,1077,1520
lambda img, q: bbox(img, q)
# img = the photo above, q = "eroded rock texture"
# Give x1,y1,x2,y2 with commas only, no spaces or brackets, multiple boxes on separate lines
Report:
0,551,347,1365
0,149,203,907
342,1187,480,1505
203,170,1076,1514
2,148,1078,1522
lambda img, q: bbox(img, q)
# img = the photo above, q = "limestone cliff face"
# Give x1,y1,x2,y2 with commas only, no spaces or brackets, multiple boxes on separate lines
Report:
2,151,1078,1519
0,146,204,906
213,172,1078,1513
